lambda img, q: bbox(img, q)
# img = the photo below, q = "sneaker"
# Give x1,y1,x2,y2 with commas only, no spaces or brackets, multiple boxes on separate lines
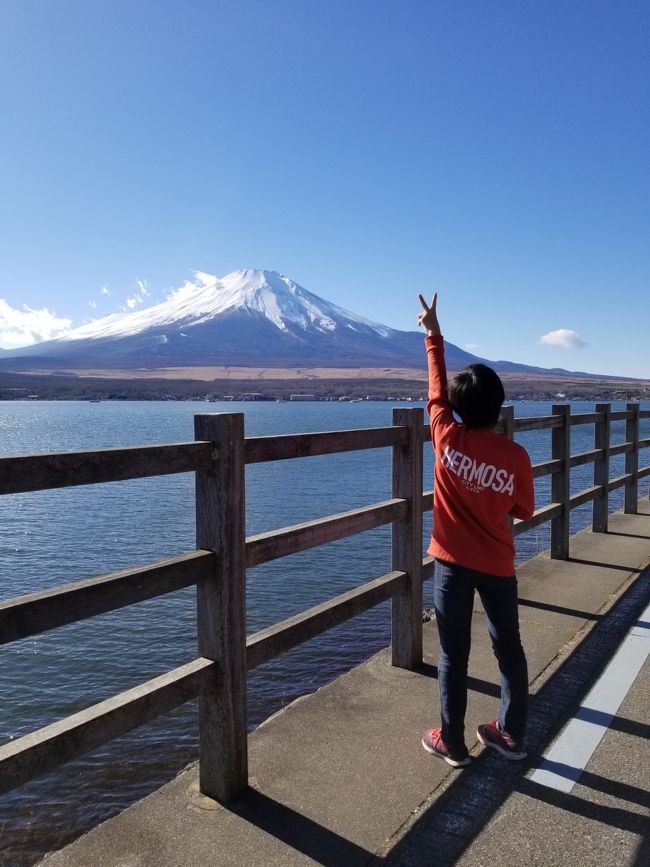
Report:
421,728,470,768
477,720,527,760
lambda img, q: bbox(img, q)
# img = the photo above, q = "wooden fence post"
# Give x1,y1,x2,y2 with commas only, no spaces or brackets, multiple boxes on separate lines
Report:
501,406,515,534
551,404,570,559
194,413,248,802
391,407,424,669
624,403,640,514
593,403,611,533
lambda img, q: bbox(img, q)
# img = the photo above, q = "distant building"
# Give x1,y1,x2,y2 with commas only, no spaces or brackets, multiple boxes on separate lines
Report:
290,394,315,401
241,393,264,401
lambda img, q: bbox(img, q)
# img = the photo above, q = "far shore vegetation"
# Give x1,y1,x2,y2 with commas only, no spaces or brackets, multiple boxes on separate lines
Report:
1,370,648,403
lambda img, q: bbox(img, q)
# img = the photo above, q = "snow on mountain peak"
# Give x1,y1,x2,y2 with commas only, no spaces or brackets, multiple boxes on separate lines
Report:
57,268,393,343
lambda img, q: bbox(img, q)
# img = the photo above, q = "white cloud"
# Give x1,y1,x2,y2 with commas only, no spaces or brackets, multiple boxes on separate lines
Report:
100,286,111,296
539,328,587,349
0,299,73,348
166,271,218,303
125,294,143,310
123,278,152,310
89,300,97,310
465,342,479,350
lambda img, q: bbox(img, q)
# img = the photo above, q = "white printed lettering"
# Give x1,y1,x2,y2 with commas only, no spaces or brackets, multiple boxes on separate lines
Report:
439,444,516,498
481,465,496,487
458,454,473,479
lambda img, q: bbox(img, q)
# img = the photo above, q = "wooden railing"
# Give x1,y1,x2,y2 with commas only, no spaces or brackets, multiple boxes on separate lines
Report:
1,404,649,803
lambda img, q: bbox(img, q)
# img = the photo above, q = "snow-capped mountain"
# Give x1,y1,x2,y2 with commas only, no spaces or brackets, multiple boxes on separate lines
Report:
57,269,395,344
1,268,481,370
0,268,576,375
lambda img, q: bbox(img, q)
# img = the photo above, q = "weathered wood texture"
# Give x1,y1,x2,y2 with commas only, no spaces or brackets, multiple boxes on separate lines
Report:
195,413,248,802
608,474,632,492
570,449,604,468
570,412,601,426
247,571,407,670
593,403,611,532
245,498,406,568
551,404,571,559
0,551,213,645
501,405,515,441
501,406,515,534
533,459,562,478
514,415,563,432
0,442,212,494
513,503,563,536
0,658,213,796
625,403,640,513
569,486,602,510
245,426,406,463
421,556,436,582
391,408,423,669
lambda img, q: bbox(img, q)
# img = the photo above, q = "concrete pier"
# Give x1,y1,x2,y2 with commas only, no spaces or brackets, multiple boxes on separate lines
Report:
39,501,650,867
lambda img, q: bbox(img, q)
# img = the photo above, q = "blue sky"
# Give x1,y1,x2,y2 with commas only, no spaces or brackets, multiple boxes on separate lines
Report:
1,0,648,376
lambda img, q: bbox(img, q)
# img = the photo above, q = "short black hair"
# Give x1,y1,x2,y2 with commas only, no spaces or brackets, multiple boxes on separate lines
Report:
448,364,505,429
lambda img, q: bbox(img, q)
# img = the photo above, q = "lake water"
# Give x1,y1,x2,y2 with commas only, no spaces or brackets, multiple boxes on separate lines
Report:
1,398,649,865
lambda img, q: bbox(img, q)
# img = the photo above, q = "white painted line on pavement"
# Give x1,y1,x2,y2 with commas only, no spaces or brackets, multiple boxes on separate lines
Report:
530,600,650,794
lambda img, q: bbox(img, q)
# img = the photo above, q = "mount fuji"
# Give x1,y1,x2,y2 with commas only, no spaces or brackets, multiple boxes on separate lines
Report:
0,269,570,375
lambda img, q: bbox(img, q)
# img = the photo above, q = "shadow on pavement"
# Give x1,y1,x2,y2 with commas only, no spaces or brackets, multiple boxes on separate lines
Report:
377,567,649,866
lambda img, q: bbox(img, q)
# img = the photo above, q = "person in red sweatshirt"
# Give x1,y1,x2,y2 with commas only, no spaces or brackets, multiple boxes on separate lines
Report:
418,292,535,767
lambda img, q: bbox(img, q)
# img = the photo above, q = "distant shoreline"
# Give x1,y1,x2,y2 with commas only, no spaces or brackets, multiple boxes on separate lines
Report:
1,366,648,403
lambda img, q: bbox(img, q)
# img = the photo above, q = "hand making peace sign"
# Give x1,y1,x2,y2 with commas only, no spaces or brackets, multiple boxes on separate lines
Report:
417,292,441,336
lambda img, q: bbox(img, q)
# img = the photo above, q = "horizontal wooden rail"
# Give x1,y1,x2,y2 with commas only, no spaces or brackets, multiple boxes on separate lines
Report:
570,449,604,468
609,442,633,457
247,570,407,669
533,458,561,478
640,437,650,449
0,552,214,645
608,473,633,492
514,415,563,432
569,485,602,510
639,466,650,480
245,498,406,567
245,425,406,463
0,657,214,796
422,489,434,511
570,412,601,426
0,442,213,495
610,410,633,421
514,502,563,535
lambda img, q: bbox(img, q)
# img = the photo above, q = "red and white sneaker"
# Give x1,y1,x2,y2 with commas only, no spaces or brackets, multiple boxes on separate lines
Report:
477,720,527,760
421,728,470,768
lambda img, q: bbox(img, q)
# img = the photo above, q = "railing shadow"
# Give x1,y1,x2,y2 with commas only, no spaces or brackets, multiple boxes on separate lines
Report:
568,557,643,573
227,788,375,867
518,597,601,621
414,660,501,699
377,565,650,865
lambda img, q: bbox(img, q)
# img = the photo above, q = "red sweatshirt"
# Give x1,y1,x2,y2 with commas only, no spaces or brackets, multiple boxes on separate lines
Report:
425,334,534,576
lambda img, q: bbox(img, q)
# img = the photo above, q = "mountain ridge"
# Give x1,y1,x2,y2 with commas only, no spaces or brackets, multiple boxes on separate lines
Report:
0,269,617,379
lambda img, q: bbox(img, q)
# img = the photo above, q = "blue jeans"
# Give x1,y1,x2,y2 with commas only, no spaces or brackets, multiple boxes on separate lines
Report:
434,560,528,751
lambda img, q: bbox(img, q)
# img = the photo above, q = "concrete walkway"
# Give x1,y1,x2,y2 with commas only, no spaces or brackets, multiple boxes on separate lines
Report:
39,501,650,867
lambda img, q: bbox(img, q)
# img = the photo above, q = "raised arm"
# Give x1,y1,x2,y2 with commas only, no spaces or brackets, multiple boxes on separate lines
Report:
418,292,453,439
